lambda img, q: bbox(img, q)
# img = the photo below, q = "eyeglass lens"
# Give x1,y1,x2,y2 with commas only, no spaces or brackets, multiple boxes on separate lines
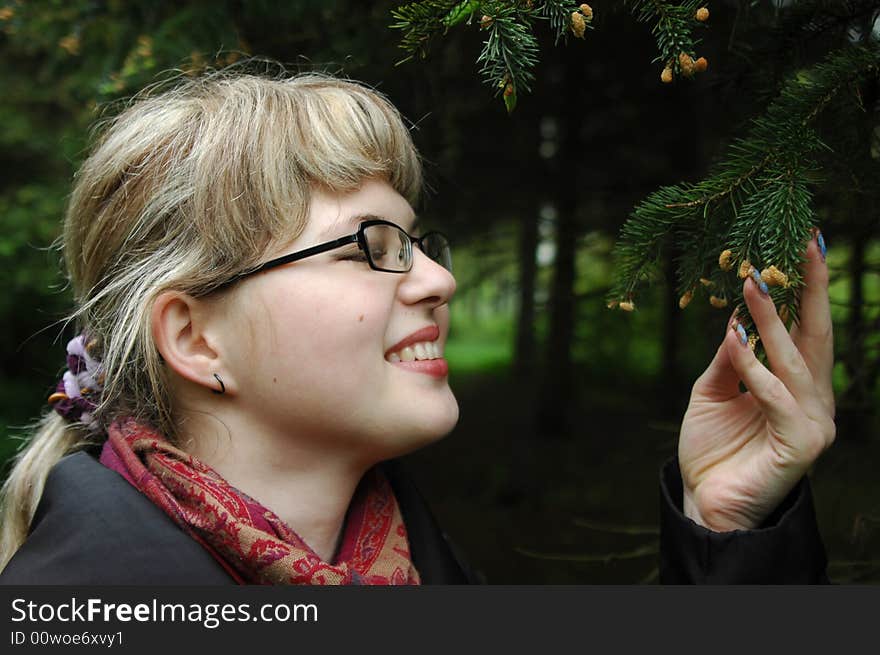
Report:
420,232,452,272
364,224,411,271
363,224,451,272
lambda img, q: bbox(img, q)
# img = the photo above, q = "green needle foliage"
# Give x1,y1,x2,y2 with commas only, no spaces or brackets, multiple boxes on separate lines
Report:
391,1,596,112
391,1,712,111
626,0,707,77
608,43,880,343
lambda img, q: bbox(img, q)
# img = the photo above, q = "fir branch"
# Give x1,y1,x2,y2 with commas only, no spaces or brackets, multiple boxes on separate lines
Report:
625,0,705,75
391,1,592,110
477,3,540,109
538,0,583,46
663,154,773,210
608,43,880,339
390,0,466,65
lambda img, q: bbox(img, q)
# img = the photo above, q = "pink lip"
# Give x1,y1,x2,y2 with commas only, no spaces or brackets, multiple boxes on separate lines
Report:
385,325,440,358
392,359,449,378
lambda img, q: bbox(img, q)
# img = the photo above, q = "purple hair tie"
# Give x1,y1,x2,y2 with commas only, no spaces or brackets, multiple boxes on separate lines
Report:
48,335,103,428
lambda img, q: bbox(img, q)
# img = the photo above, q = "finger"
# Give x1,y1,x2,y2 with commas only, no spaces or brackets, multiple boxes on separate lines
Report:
724,321,803,436
742,271,827,421
692,310,742,400
790,229,834,412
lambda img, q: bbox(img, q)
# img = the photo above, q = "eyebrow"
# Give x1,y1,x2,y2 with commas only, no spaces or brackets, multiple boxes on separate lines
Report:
319,212,419,239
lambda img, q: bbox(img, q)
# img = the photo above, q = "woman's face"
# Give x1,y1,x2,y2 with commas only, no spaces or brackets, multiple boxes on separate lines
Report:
221,178,459,464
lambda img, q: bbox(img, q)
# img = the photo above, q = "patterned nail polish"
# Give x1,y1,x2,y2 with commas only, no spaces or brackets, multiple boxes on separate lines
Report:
727,306,739,328
816,230,827,262
749,267,769,295
732,321,748,346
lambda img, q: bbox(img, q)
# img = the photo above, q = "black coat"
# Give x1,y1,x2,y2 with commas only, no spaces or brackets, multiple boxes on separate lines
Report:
659,457,828,584
0,452,827,584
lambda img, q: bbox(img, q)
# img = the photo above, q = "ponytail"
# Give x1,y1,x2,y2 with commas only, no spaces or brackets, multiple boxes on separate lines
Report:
0,414,97,570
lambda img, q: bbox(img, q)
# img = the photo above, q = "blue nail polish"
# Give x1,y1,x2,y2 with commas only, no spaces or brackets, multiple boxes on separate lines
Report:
735,323,748,346
817,230,827,262
750,268,769,295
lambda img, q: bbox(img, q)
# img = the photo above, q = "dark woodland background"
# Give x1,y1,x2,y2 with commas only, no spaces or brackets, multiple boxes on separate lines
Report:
1,1,879,583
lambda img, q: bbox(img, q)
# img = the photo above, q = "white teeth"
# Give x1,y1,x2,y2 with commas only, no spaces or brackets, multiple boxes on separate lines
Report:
387,340,443,363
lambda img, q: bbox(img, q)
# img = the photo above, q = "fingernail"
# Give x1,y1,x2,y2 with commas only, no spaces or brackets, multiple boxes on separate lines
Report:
816,229,827,262
727,306,740,328
749,267,769,295
731,320,749,346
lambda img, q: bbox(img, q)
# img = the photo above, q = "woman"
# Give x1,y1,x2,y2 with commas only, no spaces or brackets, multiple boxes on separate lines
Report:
0,70,835,584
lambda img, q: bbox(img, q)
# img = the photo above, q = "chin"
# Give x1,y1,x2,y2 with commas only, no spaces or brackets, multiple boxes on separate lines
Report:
384,393,459,460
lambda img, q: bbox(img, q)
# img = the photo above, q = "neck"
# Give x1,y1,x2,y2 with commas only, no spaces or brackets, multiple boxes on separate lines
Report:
178,410,371,563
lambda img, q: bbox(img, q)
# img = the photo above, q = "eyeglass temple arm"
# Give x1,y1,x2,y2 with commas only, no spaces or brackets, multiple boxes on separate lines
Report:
230,234,360,283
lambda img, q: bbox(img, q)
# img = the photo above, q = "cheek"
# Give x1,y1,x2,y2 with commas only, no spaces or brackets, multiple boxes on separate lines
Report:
249,282,391,384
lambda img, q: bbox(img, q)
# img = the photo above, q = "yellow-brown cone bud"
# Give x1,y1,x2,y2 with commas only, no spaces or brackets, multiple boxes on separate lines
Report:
59,34,80,55
779,304,790,324
579,4,593,20
503,83,514,98
718,249,734,271
480,15,493,29
619,300,635,312
571,12,586,38
699,277,714,288
679,52,696,77
661,67,673,84
761,265,789,288
709,295,728,309
606,300,619,309
738,260,753,280
696,7,709,22
694,57,708,73
679,289,694,309
748,334,760,351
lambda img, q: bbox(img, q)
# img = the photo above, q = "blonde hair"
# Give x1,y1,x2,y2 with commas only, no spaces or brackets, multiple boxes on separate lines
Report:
0,68,423,569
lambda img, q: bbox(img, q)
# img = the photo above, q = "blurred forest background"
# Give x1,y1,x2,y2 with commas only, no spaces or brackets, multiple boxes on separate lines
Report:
1,0,879,583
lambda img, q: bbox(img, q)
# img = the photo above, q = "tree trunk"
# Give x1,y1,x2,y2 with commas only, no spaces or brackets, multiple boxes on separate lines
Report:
538,195,577,437
536,52,581,438
514,206,539,381
499,202,542,507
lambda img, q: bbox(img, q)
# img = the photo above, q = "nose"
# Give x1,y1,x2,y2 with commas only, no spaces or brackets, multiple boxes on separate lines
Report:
397,247,456,309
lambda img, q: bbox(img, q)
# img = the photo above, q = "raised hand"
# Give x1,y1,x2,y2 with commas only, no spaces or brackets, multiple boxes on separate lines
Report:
678,230,835,531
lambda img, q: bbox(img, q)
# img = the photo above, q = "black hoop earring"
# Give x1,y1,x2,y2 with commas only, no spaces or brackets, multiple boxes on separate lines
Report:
212,373,226,395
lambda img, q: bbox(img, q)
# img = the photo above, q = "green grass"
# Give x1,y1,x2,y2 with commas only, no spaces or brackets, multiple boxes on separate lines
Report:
446,302,515,374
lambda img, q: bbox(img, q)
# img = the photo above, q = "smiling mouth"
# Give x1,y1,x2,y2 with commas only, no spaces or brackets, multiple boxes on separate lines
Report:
386,340,444,363
384,324,442,362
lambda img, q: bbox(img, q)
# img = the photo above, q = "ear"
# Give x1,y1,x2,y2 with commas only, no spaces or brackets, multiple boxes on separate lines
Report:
151,291,237,396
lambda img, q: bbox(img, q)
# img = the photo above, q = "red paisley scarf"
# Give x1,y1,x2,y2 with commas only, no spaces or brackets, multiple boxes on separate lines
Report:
99,419,420,585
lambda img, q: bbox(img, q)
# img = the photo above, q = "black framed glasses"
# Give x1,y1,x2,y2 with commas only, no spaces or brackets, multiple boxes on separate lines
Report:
224,219,451,287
